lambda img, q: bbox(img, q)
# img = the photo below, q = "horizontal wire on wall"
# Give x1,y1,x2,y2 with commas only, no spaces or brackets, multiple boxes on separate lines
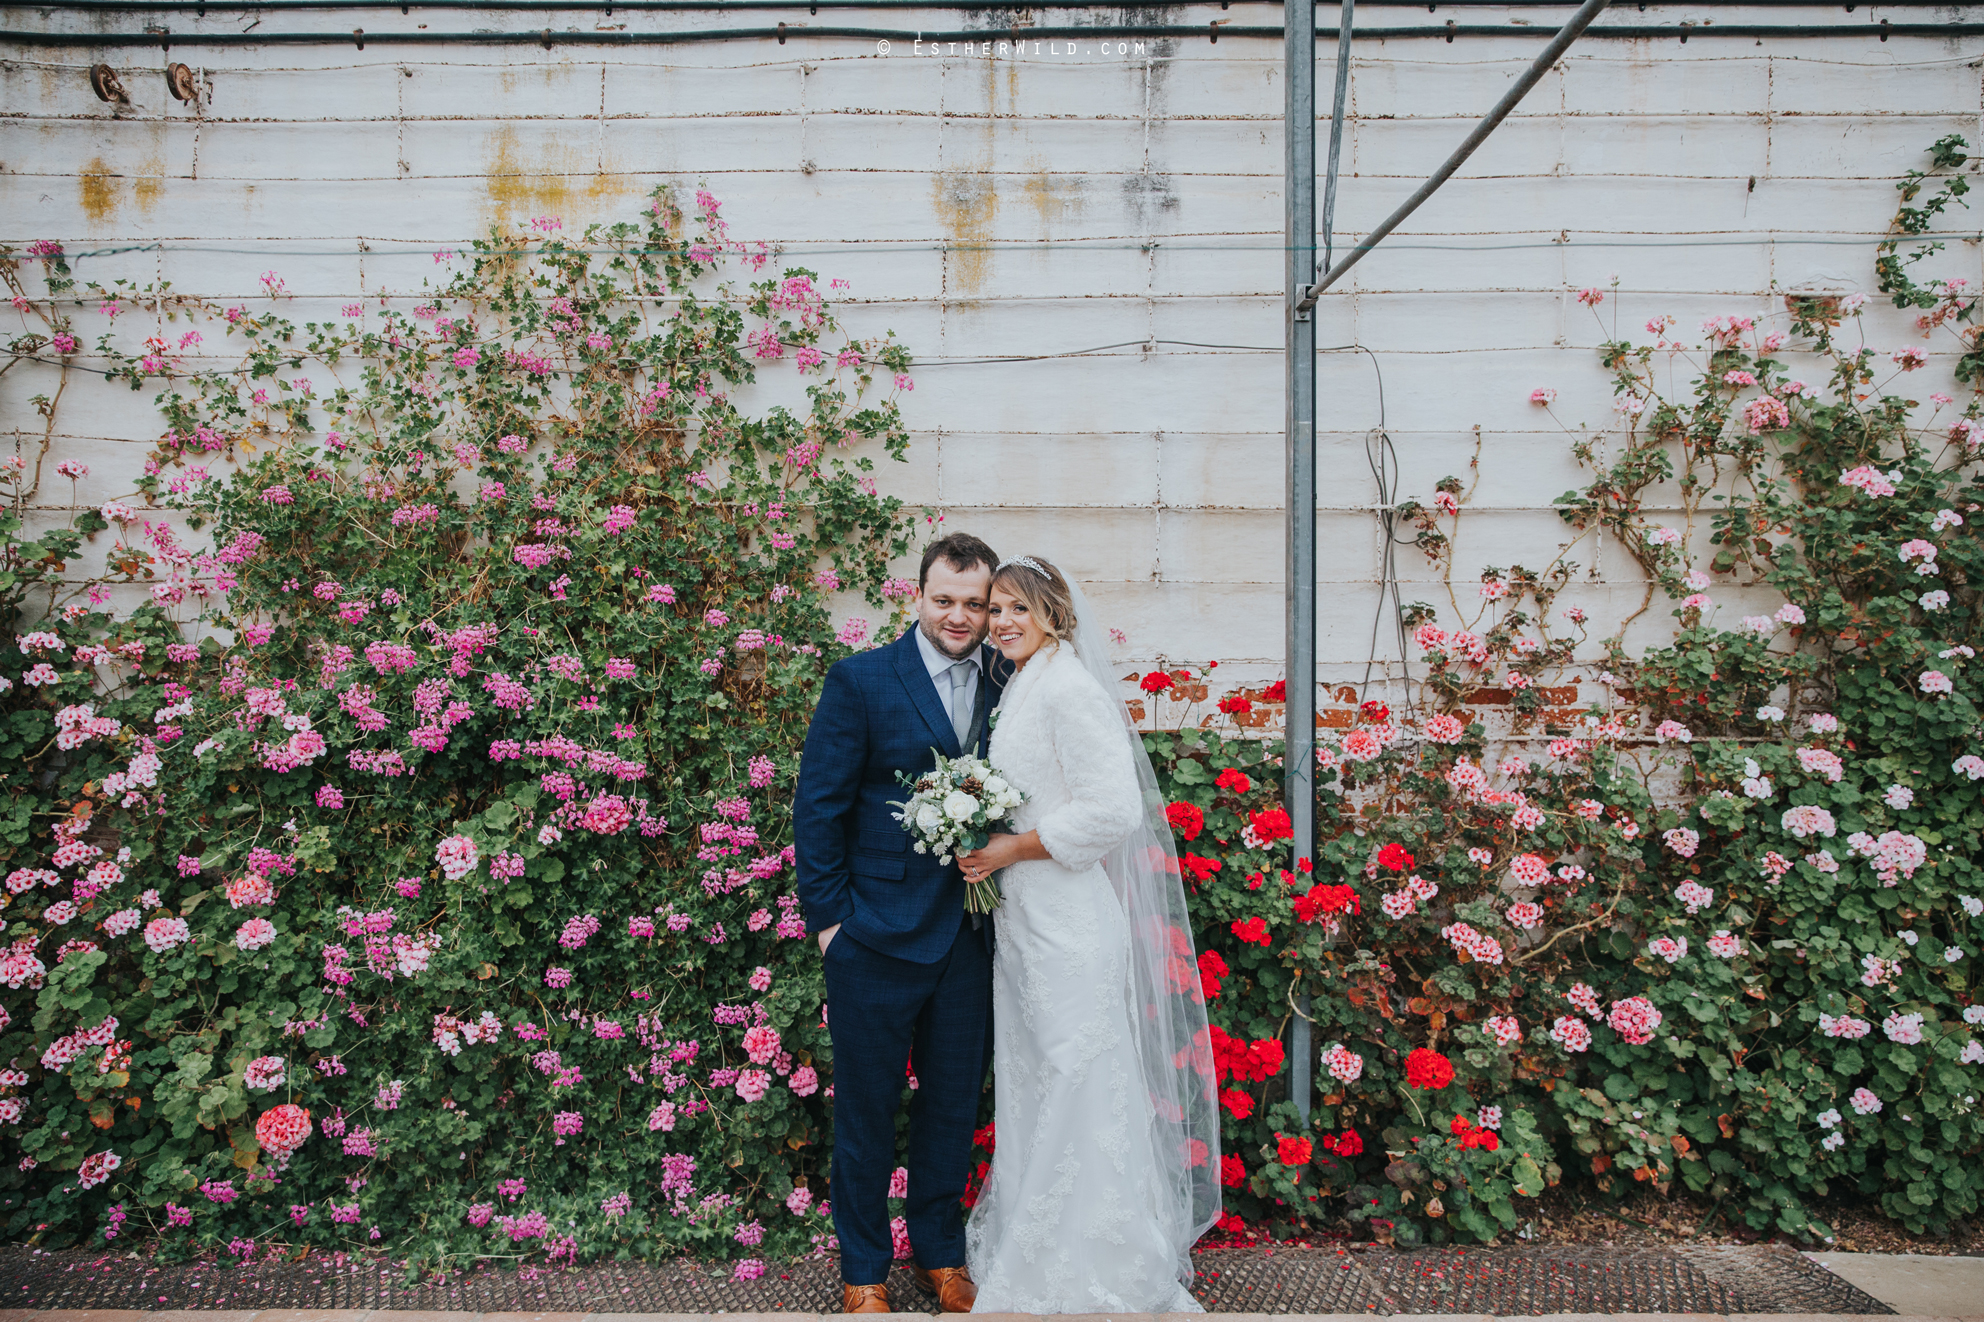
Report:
12,234,1973,262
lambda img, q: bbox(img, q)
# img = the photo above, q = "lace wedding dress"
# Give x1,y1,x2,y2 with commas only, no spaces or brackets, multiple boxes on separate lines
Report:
964,639,1207,1315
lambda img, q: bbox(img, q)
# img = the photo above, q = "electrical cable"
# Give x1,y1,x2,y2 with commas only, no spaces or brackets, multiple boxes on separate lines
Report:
16,235,1958,265
10,20,1984,45
1334,345,1418,712
43,0,1984,10
1,336,1298,378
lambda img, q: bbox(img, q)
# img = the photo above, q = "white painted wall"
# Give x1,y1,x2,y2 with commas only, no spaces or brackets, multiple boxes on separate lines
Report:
4,6,1981,711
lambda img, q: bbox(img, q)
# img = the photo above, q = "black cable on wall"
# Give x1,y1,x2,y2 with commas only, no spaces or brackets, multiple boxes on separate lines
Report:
6,17,1982,45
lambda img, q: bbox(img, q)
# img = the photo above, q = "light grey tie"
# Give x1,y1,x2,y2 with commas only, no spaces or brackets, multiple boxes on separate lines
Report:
946,660,975,747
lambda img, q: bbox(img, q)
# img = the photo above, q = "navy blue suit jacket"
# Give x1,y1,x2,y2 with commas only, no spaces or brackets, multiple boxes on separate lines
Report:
793,627,1006,964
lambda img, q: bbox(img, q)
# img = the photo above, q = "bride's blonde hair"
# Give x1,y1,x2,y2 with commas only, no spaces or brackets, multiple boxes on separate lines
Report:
990,555,1077,642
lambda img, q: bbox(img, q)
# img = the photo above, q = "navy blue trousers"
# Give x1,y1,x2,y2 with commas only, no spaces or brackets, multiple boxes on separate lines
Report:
823,913,992,1285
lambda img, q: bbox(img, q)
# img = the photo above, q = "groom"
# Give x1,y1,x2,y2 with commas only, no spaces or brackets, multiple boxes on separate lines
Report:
794,532,1005,1315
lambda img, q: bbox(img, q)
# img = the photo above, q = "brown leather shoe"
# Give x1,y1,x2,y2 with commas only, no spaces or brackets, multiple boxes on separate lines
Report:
843,1282,891,1314
911,1264,978,1313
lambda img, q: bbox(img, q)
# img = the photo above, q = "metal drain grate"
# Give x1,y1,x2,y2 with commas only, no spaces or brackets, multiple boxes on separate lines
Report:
0,1241,1906,1313
1363,1246,1741,1315
1681,1243,1897,1315
1192,1246,1387,1314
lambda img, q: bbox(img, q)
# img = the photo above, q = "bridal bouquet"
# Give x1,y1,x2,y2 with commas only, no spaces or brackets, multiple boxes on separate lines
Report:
891,750,1026,914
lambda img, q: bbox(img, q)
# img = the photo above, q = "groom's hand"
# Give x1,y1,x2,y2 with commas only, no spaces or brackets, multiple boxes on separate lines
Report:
816,923,841,955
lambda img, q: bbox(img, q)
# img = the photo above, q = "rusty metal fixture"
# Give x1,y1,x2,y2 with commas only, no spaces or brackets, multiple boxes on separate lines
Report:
165,61,198,102
88,63,129,104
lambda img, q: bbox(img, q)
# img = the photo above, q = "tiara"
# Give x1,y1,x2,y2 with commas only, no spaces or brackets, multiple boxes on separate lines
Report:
997,555,1051,576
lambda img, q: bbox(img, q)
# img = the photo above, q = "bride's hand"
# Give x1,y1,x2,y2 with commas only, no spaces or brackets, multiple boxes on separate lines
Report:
957,833,1019,882
958,830,1049,882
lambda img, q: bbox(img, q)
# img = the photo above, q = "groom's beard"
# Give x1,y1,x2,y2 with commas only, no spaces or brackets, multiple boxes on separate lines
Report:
918,614,986,660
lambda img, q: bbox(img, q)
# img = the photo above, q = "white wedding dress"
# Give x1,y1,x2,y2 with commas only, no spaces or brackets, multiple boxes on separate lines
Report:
964,640,1206,1315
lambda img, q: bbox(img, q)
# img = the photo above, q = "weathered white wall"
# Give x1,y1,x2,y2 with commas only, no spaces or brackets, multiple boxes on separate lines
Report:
4,6,1982,713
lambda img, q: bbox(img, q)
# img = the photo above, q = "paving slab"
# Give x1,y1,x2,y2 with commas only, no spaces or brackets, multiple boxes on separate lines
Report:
1804,1256,1984,1318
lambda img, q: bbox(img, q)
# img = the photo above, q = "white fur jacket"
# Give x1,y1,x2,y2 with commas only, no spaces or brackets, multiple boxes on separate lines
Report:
986,640,1144,874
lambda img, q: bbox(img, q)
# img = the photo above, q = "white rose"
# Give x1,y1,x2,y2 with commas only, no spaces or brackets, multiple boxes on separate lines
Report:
915,803,945,834
943,790,980,822
982,776,1008,797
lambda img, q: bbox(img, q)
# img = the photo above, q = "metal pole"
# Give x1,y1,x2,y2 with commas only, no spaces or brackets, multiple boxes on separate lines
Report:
1284,0,1317,1127
1295,0,1611,312
1320,0,1354,275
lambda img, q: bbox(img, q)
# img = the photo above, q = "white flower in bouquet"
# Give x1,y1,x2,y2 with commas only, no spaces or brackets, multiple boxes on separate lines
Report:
891,750,1028,913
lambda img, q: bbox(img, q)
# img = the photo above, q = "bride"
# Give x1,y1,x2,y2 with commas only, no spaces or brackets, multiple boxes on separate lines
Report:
953,555,1221,1315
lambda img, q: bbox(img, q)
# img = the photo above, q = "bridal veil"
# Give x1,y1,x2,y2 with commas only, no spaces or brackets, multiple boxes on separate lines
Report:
1057,575,1222,1286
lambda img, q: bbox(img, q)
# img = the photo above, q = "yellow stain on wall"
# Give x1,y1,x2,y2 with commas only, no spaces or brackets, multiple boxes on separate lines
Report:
78,156,120,223
483,125,629,223
1020,164,1084,228
930,55,1018,299
932,171,997,296
133,155,165,215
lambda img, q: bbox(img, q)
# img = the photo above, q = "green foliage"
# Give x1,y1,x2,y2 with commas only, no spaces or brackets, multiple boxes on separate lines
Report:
0,187,923,1266
1149,137,1984,1247
2,138,1982,1270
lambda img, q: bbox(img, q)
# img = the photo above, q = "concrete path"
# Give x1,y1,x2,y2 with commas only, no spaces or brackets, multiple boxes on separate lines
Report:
1807,1254,1984,1318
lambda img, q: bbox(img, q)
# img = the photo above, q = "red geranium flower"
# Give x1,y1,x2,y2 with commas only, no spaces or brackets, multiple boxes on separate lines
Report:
1207,1024,1244,1081
1276,1134,1314,1166
1219,1087,1255,1120
972,1122,996,1153
1181,854,1221,884
1219,695,1253,715
1188,1138,1210,1167
1230,916,1270,946
1208,1027,1286,1084
1220,1153,1248,1188
1249,808,1294,843
1404,1047,1455,1090
1359,699,1390,724
1375,842,1414,872
1328,1129,1364,1157
961,1158,991,1208
1139,671,1174,694
1215,768,1252,794
1262,680,1287,702
1197,949,1229,1000
1293,883,1360,923
1242,1038,1285,1083
1166,801,1204,841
